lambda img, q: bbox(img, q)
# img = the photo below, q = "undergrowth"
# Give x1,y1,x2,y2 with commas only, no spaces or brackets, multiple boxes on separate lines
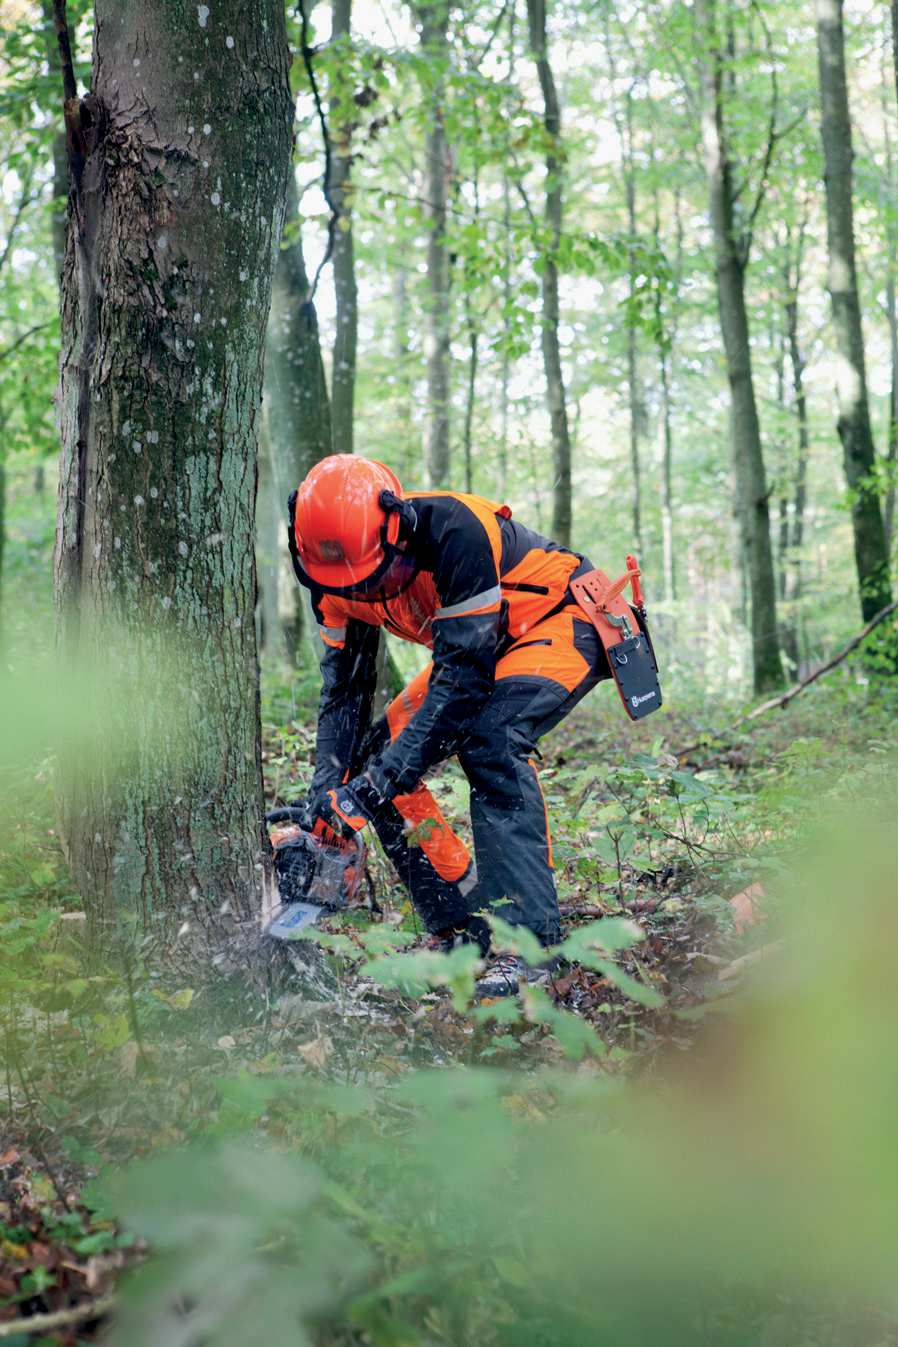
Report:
1,668,897,1344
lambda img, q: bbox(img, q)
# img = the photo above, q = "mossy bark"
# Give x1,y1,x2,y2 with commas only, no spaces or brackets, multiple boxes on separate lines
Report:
54,0,294,935
816,0,893,623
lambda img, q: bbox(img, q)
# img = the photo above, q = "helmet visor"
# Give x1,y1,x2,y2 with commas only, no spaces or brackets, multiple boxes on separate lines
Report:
341,549,418,603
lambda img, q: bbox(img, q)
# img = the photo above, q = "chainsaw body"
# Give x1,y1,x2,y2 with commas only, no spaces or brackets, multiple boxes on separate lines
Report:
265,808,366,940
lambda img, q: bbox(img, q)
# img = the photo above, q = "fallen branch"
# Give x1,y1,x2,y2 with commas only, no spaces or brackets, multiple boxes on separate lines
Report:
0,1295,115,1340
675,598,898,761
746,597,898,720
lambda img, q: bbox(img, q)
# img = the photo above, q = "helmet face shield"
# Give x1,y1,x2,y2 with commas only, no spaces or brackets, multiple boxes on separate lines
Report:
341,547,418,603
302,541,417,603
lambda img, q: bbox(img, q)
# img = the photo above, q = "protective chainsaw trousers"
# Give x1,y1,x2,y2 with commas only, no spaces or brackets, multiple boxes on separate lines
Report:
362,609,610,945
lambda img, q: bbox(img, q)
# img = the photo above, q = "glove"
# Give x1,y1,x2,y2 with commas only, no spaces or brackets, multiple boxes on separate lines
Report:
323,766,390,839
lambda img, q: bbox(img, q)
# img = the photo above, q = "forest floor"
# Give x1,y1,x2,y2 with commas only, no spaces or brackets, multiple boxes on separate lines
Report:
2,667,896,1344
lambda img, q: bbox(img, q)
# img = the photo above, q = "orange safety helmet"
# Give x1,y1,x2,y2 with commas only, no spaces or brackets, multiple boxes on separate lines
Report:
291,455,407,592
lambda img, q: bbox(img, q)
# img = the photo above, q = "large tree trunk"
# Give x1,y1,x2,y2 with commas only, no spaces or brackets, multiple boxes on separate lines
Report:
54,0,293,933
526,0,572,547
816,0,893,622
697,0,783,692
416,1,452,487
329,0,357,455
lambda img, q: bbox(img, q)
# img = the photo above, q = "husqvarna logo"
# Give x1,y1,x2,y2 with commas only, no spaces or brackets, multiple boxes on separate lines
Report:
631,690,657,708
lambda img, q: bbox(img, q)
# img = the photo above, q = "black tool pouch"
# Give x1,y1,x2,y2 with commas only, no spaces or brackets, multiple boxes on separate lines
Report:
608,624,662,721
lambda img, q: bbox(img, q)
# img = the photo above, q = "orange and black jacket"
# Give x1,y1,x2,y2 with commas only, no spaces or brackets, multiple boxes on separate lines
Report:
297,492,587,796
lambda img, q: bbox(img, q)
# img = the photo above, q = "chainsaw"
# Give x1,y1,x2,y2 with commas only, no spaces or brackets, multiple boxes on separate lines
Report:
265,807,367,940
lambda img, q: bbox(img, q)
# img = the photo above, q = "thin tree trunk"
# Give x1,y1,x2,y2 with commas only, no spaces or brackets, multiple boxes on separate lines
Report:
392,265,415,480
0,454,5,648
653,182,681,603
265,172,333,654
462,174,480,494
498,3,515,499
267,174,333,487
53,0,293,933
697,0,783,692
816,0,893,622
882,36,898,549
499,159,511,499
624,111,643,555
604,19,644,558
330,0,357,455
526,0,572,547
256,424,285,662
772,316,790,605
416,0,452,487
886,269,898,548
784,294,810,603
41,0,68,279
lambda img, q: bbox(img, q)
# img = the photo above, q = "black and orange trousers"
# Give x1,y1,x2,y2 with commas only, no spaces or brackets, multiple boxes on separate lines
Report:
360,607,610,946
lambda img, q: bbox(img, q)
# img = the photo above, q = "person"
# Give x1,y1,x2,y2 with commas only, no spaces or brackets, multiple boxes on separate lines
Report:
287,455,613,996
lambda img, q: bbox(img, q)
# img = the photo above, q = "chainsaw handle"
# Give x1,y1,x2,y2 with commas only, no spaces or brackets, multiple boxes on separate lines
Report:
266,806,310,827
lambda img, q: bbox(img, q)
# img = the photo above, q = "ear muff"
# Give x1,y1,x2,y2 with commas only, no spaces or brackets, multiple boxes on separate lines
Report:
379,490,417,544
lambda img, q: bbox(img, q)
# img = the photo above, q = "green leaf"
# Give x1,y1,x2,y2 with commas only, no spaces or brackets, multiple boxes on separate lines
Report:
557,918,644,959
486,914,545,966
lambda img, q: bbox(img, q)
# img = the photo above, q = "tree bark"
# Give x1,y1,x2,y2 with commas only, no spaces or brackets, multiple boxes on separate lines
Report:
697,0,783,692
882,41,898,550
329,0,357,455
256,424,285,662
416,0,452,488
264,173,333,653
53,0,294,933
526,0,572,547
816,0,893,622
266,173,333,488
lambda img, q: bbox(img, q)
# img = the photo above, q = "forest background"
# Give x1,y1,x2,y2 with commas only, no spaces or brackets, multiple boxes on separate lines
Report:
1,0,898,1343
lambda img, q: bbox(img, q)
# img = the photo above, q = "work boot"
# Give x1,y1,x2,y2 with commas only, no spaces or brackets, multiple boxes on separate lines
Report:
475,951,559,998
429,915,491,958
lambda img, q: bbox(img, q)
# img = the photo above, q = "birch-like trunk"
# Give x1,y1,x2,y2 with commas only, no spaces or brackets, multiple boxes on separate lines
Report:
416,0,451,487
697,0,783,692
816,0,892,621
54,0,293,933
526,0,572,547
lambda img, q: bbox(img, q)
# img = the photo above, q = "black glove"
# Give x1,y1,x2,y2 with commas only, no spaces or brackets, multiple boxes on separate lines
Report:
322,765,391,839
